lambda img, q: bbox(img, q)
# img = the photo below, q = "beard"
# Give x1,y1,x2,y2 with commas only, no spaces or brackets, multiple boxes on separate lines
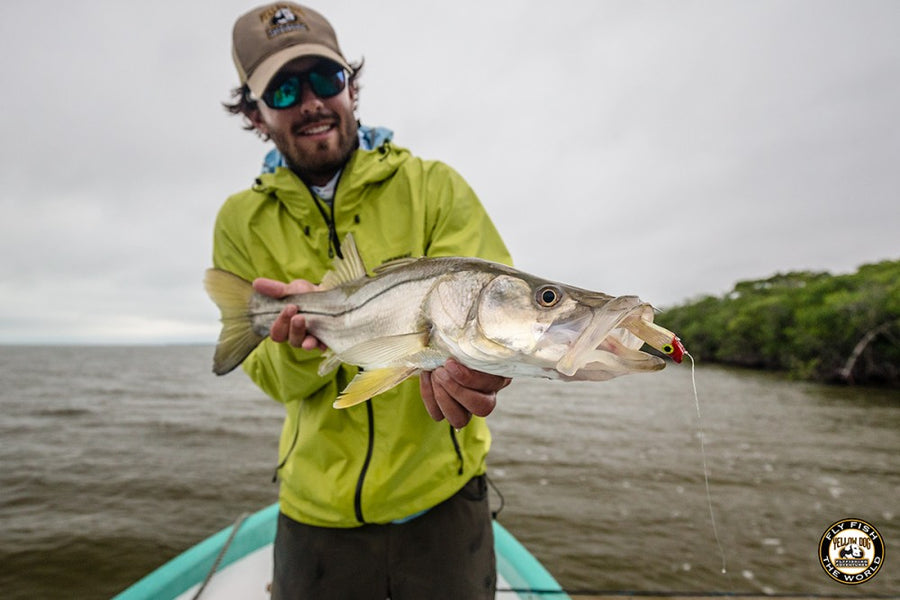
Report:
271,111,359,185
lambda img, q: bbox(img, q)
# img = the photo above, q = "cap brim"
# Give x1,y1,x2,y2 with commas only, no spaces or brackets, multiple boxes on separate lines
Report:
247,44,351,99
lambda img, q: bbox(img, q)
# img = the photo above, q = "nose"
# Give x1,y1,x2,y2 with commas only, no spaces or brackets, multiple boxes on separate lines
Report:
296,80,326,111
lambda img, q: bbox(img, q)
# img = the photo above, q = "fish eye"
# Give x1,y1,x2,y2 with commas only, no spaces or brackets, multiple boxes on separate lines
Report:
536,285,562,307
662,344,674,354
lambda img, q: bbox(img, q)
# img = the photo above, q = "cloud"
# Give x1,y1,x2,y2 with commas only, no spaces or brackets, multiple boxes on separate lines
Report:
1,0,898,343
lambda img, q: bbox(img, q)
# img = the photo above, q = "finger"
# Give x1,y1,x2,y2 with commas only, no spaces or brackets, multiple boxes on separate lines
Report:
253,277,288,298
419,371,444,422
432,369,473,429
285,279,319,295
288,314,310,348
444,359,511,394
269,305,299,343
253,278,319,298
441,369,497,418
300,335,326,351
454,385,497,419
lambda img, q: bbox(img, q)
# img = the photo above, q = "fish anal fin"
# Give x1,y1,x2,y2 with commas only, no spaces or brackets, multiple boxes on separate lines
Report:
333,366,418,408
317,349,342,377
319,233,368,290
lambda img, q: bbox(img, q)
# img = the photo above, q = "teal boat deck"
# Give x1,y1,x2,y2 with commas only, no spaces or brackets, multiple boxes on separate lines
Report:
114,503,569,600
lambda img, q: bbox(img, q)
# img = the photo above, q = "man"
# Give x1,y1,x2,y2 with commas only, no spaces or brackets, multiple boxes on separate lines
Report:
215,3,512,598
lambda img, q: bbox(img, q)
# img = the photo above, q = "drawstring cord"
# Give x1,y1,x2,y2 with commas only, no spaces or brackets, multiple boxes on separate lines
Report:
487,473,505,519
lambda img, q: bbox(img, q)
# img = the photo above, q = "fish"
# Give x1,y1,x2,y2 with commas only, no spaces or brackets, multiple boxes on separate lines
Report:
204,234,685,409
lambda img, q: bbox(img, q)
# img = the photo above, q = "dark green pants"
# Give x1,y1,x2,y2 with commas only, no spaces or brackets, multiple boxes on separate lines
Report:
272,476,495,600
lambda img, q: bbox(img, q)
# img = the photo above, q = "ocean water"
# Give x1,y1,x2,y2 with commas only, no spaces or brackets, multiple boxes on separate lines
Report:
1,345,898,598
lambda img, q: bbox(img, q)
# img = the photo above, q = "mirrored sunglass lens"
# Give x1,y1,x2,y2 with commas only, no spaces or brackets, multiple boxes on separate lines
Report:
308,69,346,98
268,77,301,108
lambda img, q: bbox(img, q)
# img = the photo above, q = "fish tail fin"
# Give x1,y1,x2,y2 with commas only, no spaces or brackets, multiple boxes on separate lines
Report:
204,268,266,375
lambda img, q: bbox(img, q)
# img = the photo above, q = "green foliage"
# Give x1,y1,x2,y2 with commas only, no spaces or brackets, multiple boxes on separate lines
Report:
659,260,900,386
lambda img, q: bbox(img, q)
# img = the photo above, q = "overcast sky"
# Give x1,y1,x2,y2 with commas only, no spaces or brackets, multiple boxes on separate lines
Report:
1,0,897,345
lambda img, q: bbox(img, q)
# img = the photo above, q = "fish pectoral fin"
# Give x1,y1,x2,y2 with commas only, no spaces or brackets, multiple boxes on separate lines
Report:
334,332,429,367
333,366,418,408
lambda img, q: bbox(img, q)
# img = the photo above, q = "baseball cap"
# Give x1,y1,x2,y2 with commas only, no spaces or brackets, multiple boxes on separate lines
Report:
232,3,350,99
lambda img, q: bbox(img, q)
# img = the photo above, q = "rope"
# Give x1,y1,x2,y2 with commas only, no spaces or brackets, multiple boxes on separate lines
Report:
190,511,249,600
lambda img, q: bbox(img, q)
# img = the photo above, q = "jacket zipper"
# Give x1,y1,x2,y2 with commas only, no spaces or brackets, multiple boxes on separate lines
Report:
449,426,464,475
306,173,344,259
355,411,465,523
354,399,375,523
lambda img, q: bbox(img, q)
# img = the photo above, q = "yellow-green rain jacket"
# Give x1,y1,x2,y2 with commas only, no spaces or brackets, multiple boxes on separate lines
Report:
212,140,511,527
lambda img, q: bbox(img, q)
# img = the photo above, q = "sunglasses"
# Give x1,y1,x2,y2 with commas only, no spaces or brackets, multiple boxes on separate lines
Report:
261,62,348,109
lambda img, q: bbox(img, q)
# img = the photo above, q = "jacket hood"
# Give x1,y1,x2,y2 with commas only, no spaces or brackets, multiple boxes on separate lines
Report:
251,138,412,220
259,142,410,187
261,124,394,173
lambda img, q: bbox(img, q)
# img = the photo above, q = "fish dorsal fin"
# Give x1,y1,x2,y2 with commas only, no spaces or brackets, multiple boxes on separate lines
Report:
373,256,421,275
320,233,368,290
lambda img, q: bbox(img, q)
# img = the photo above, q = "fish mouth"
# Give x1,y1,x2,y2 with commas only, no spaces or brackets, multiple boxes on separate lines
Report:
555,299,658,377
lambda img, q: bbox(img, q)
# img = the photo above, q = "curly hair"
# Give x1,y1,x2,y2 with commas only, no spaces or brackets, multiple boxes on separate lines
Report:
223,58,365,139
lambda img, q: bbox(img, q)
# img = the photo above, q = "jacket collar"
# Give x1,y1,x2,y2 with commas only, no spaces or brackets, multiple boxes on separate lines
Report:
252,141,410,221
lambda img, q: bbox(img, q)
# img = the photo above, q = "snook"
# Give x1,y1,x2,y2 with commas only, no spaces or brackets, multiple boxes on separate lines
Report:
204,234,685,408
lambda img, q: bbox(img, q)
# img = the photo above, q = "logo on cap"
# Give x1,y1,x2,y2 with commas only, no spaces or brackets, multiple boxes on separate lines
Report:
261,5,309,39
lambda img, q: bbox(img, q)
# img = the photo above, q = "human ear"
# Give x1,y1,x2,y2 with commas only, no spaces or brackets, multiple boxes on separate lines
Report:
349,83,359,112
247,107,269,137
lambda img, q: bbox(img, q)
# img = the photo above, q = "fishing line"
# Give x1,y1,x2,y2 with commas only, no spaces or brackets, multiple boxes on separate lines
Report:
687,352,729,578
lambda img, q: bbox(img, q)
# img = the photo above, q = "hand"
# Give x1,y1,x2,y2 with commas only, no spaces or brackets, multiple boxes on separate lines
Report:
252,278,327,351
419,359,511,429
